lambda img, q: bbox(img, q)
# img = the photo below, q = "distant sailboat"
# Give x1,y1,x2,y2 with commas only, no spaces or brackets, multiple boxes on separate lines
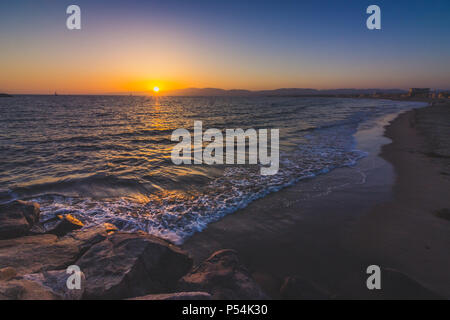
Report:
54,91,58,96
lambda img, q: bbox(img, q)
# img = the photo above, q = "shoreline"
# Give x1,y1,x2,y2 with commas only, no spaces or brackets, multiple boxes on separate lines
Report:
182,100,450,299
348,101,450,298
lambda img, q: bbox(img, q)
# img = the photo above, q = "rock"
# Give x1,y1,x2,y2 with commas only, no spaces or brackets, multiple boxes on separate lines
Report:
0,224,111,276
0,279,61,300
47,214,84,236
129,292,211,300
280,276,331,300
0,267,17,281
378,268,444,299
0,268,85,300
103,223,119,234
67,223,114,251
434,208,450,221
0,201,40,239
76,232,193,299
31,214,85,236
22,269,86,300
178,249,268,300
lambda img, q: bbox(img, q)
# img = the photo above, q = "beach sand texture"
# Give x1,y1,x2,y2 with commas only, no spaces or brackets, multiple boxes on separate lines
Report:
183,102,450,299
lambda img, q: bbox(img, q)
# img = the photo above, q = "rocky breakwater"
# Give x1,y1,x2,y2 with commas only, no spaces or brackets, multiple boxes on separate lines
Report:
0,201,267,300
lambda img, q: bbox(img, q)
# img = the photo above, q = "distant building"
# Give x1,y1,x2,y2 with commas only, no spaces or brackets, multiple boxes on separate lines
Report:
408,88,430,97
372,91,383,97
438,91,450,99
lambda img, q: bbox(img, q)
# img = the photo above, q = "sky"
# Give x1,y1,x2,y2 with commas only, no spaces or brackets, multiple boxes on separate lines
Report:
0,0,449,94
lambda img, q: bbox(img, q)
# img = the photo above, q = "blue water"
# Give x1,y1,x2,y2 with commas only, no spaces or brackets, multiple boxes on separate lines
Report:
0,96,424,243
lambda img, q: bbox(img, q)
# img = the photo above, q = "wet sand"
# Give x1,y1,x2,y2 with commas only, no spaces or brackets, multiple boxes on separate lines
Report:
182,101,450,299
348,102,450,298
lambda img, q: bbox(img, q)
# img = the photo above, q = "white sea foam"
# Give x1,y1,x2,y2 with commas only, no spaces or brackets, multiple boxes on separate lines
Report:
0,96,426,244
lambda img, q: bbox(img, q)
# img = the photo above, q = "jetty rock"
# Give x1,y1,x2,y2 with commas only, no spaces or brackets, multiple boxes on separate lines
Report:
0,201,40,239
76,232,193,299
0,224,111,276
280,275,331,300
129,291,211,300
178,249,268,300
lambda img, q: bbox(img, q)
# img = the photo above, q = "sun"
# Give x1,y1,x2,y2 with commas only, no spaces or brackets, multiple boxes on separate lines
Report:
153,86,160,93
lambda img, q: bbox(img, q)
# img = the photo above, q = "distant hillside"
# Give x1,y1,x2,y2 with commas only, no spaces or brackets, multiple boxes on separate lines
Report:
0,93,12,97
166,88,253,96
164,88,407,97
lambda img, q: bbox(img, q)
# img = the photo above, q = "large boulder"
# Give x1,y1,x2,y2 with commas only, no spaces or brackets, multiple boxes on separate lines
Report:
76,232,193,299
280,276,331,300
0,267,17,281
50,214,84,236
0,201,40,239
0,224,111,276
22,269,86,300
129,292,211,300
31,214,84,237
434,208,450,221
178,249,268,300
0,279,61,300
0,268,85,300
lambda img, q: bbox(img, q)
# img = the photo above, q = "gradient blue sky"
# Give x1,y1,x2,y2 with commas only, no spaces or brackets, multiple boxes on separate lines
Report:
1,0,449,93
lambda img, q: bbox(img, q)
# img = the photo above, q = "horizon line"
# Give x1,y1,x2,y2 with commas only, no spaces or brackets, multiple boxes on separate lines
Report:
3,86,447,96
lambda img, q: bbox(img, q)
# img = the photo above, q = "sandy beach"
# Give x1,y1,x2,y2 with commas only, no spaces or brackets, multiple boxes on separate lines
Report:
182,100,450,299
349,101,450,298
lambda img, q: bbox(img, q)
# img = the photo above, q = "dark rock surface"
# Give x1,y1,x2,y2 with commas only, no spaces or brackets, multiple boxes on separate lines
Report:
46,214,84,236
434,208,450,221
280,276,331,300
0,267,17,281
0,201,40,239
0,224,110,276
0,201,268,300
76,232,193,299
21,269,86,300
178,249,268,300
0,279,61,300
1,268,85,300
129,291,211,300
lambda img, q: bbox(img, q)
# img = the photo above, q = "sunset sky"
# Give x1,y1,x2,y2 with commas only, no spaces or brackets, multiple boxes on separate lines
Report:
1,0,449,94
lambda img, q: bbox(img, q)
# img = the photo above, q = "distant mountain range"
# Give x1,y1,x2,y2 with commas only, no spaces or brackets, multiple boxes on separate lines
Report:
163,87,408,97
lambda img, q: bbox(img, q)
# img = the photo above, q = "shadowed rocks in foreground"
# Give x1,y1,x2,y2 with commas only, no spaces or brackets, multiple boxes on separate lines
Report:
1,198,443,299
280,276,331,300
0,224,110,276
0,201,268,300
434,208,450,221
129,292,211,300
31,214,84,236
0,201,40,239
0,268,86,300
77,232,193,299
178,249,268,300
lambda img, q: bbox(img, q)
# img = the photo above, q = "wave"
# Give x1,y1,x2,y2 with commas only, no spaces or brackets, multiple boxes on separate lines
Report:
4,174,151,202
24,144,367,245
0,96,423,244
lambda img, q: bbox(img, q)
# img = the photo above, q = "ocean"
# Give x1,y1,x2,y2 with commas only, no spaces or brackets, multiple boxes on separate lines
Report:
0,95,424,243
